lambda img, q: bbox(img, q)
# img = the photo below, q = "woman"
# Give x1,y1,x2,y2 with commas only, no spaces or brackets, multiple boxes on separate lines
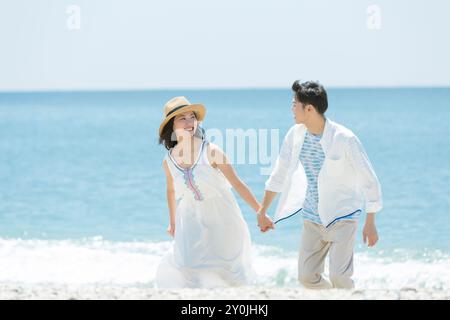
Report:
155,96,259,288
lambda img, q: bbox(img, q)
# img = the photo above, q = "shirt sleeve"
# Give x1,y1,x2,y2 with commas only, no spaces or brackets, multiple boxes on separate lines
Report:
346,135,383,213
265,126,295,193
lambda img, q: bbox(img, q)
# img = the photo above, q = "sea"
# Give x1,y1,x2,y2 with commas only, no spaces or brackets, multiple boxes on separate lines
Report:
0,88,449,290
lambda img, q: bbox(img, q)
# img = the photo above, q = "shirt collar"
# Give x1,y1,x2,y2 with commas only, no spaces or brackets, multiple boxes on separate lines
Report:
319,118,334,153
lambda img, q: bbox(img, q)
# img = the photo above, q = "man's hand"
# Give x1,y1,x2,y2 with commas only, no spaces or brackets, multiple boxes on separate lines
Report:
363,221,378,247
257,209,275,233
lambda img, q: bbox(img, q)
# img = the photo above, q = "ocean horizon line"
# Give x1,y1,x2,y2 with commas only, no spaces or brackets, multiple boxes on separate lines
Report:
1,86,450,95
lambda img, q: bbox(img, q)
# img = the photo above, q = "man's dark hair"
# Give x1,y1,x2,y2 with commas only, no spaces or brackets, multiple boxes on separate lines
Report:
292,80,328,115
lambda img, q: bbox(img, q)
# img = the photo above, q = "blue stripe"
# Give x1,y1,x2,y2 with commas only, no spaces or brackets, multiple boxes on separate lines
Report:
274,208,302,224
325,210,362,228
274,208,362,226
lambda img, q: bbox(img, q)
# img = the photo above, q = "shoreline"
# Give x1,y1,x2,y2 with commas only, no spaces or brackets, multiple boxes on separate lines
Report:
1,283,448,300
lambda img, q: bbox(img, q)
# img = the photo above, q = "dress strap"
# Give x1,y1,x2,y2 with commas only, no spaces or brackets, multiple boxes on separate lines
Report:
167,139,207,172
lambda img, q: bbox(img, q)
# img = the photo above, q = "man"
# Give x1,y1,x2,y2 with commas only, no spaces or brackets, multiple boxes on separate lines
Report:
256,80,382,289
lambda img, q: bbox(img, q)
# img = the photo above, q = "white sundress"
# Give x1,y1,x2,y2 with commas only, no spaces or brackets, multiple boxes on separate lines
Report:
155,139,254,288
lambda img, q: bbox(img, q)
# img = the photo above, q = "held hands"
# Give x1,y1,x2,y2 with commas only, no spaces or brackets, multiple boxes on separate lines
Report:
256,208,275,233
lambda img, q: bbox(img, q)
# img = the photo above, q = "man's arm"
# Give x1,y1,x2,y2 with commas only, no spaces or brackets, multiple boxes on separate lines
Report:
257,126,297,232
347,135,382,247
347,135,383,213
264,126,296,192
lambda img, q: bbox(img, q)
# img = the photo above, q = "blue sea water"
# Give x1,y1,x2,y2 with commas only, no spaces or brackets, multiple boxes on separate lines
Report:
0,89,449,288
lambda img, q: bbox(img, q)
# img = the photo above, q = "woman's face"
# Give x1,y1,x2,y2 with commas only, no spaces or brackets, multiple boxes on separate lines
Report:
173,111,198,139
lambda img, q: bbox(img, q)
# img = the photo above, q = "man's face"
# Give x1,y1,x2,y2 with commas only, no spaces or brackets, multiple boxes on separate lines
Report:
292,97,307,124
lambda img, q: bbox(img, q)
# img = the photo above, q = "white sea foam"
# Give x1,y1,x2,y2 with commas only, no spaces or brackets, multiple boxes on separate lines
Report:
0,237,449,292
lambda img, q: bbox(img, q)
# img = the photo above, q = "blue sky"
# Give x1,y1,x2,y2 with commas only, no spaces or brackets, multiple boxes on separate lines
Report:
1,0,449,91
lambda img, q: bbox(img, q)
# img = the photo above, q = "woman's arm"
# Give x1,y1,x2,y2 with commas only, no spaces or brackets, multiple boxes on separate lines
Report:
207,143,260,212
163,160,176,237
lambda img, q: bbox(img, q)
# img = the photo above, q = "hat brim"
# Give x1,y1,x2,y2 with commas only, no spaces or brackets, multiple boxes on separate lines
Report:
159,104,206,136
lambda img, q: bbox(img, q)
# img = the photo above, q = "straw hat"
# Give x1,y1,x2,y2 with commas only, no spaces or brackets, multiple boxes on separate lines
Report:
158,96,206,135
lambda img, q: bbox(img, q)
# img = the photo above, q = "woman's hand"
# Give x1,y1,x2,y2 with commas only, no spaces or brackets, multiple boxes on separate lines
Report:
257,209,275,233
167,223,175,237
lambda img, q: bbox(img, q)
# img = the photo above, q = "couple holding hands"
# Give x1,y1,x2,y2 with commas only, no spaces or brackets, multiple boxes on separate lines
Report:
155,80,382,290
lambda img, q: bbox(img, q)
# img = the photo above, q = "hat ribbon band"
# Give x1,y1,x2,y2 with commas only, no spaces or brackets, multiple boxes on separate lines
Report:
166,104,190,118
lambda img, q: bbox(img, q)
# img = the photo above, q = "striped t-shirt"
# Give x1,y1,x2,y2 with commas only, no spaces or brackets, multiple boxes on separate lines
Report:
299,131,325,224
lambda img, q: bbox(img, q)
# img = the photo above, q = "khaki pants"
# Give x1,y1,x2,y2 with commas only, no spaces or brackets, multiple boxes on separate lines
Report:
298,220,357,289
